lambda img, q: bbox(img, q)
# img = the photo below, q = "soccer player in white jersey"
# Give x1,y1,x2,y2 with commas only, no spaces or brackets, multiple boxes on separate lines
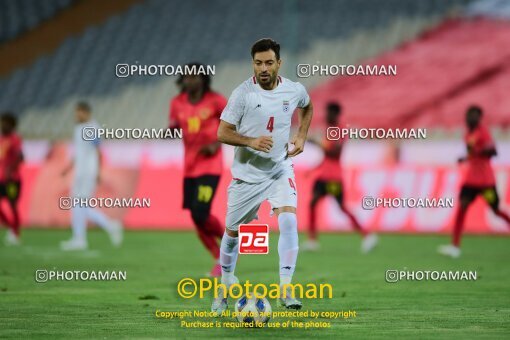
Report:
60,102,122,251
212,39,313,312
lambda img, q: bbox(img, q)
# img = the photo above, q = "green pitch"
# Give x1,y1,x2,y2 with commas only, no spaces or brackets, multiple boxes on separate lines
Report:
1,229,509,339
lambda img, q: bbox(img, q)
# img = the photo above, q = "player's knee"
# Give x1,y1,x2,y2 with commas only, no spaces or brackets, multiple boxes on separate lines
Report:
278,212,297,234
225,228,238,238
310,198,319,208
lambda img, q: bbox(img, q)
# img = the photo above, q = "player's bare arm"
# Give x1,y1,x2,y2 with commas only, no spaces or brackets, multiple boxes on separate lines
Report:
480,146,497,158
5,150,23,180
61,160,74,176
217,120,273,153
460,146,497,163
288,101,313,157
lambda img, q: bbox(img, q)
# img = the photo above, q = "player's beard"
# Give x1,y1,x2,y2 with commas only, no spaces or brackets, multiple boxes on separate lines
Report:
257,71,277,89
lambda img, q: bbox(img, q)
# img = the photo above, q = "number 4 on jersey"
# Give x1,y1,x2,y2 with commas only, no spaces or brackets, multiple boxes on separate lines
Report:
266,116,274,132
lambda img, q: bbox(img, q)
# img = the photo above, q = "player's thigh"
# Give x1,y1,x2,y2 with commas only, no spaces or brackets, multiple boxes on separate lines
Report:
189,175,221,220
268,171,297,211
5,181,21,205
193,175,220,207
0,182,7,199
72,175,96,198
325,180,344,205
182,177,195,210
481,186,500,211
311,180,327,203
459,186,479,208
225,179,267,232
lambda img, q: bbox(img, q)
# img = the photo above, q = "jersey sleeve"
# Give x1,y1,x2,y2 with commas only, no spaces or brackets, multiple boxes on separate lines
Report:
296,82,310,108
220,87,245,125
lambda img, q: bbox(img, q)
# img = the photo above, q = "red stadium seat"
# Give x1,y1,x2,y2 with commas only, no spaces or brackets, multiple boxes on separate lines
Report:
310,18,510,129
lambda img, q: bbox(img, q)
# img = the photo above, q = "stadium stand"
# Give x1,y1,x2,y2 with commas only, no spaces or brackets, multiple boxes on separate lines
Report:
0,0,474,138
0,0,75,43
310,18,510,130
464,0,510,19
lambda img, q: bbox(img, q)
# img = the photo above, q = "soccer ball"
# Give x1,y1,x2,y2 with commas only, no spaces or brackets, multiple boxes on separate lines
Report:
235,295,272,325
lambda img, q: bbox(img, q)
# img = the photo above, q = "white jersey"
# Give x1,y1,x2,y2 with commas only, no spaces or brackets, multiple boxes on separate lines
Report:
221,76,310,183
73,119,100,178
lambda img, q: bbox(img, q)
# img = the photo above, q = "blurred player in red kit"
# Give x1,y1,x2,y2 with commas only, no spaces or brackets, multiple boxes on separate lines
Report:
439,105,510,258
303,102,377,253
169,62,227,276
0,113,23,246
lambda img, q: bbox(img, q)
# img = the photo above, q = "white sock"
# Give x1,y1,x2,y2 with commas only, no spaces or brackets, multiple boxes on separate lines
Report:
86,208,112,231
219,231,239,284
71,206,87,242
278,212,299,286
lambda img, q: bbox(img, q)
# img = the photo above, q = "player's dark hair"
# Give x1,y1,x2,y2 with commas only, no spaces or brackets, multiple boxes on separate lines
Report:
177,62,211,93
76,101,92,113
0,111,17,128
251,38,280,60
327,102,342,115
467,105,483,117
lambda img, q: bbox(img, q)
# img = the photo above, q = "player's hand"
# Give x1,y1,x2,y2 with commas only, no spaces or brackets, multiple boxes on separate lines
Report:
287,134,305,157
199,143,220,156
249,136,273,153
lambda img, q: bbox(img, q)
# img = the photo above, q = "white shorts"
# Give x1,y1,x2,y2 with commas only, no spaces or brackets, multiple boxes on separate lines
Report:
72,175,97,198
225,168,297,231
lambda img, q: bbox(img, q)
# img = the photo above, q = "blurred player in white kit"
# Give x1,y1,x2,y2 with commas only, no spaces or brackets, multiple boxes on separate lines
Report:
212,38,313,312
60,102,122,251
